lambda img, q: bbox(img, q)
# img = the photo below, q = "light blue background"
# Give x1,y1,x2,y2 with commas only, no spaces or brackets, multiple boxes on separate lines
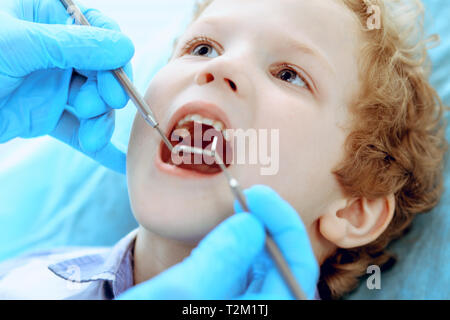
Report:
0,0,448,299
347,0,450,300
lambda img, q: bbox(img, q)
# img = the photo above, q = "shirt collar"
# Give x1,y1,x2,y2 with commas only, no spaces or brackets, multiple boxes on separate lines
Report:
48,229,138,298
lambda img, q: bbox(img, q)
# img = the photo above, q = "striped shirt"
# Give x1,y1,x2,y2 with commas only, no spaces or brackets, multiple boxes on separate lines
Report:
0,229,138,299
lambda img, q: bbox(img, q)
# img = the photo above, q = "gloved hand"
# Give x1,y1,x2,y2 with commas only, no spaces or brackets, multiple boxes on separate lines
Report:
0,0,134,173
118,185,320,300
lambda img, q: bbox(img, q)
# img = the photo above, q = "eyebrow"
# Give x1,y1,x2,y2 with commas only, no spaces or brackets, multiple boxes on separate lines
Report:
282,34,336,76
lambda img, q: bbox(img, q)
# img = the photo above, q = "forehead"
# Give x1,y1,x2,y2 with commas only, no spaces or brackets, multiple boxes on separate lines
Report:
201,0,350,20
197,0,360,52
199,0,357,30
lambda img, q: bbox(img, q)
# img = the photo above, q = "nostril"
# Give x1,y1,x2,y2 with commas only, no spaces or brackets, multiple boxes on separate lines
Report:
226,79,237,92
205,73,214,83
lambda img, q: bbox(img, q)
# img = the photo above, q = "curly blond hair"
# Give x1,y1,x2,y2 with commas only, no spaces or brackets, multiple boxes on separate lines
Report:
190,0,449,299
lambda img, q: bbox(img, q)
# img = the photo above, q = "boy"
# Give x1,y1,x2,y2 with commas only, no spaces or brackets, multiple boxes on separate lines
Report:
0,0,447,299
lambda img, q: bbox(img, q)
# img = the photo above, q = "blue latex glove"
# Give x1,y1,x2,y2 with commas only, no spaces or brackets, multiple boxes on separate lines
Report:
118,185,320,300
0,0,134,173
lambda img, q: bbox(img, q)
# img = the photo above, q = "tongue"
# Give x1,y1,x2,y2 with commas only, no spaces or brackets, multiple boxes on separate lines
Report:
161,122,231,175
168,157,221,174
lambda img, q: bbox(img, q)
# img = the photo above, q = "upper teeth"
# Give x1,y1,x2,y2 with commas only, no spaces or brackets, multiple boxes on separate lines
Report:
177,114,225,134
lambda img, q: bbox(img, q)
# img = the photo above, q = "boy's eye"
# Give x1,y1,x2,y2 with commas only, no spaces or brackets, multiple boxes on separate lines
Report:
276,68,308,89
180,36,223,58
191,44,219,58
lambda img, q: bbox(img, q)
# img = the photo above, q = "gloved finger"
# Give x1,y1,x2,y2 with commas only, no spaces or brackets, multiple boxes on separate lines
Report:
233,185,316,265
9,18,134,77
67,3,133,85
234,185,319,299
76,4,133,109
76,3,133,109
67,72,124,156
18,1,125,28
50,110,126,174
118,213,266,300
97,62,133,109
81,6,122,31
72,79,110,119
68,73,86,107
79,112,115,153
0,67,70,142
50,109,83,151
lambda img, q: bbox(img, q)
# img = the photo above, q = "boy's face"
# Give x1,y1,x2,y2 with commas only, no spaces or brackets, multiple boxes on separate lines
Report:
127,0,361,254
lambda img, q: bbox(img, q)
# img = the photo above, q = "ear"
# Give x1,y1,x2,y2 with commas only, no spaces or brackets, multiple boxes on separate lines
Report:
319,194,395,249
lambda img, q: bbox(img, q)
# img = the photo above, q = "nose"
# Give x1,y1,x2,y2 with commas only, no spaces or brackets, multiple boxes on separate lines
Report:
196,72,238,92
194,58,250,95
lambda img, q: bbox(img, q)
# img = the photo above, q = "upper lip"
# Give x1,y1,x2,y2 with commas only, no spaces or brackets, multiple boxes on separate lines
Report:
164,100,233,138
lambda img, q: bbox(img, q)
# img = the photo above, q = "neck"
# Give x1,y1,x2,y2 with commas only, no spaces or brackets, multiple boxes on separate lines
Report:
133,226,197,285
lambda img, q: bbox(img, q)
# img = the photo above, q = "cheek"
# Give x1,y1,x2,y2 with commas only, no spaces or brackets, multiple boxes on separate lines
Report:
143,71,172,117
289,133,346,226
126,118,148,211
253,98,347,227
144,60,194,110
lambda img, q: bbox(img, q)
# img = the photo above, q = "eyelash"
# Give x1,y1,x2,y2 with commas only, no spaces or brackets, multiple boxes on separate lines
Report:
270,63,312,91
180,35,223,55
179,36,313,92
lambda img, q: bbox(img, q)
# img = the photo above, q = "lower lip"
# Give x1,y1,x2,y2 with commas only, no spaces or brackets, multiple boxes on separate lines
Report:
155,149,222,179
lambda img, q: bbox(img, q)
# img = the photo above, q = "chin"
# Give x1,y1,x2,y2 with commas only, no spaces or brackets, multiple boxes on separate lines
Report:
130,190,234,243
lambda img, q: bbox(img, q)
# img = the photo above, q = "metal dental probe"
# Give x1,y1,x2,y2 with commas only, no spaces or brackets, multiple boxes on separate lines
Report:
62,0,307,300
173,138,308,300
59,0,174,152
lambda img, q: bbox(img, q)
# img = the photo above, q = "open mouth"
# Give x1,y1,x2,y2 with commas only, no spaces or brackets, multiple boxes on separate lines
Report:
160,102,233,176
